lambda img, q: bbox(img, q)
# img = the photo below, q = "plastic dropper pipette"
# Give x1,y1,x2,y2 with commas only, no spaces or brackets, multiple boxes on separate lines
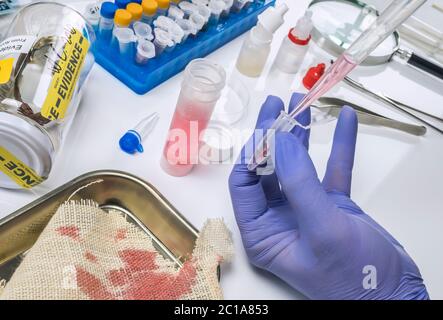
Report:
248,0,427,171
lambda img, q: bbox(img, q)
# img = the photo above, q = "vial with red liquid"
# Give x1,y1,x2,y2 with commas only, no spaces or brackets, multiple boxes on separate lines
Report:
161,59,226,176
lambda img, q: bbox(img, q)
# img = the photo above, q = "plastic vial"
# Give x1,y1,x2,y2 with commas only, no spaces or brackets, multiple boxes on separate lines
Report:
136,40,156,64
168,6,185,20
196,5,211,29
119,113,160,154
157,0,170,15
235,3,288,77
154,16,184,44
99,2,118,39
176,19,194,42
208,0,225,25
161,59,226,176
178,1,198,19
274,11,313,74
154,28,174,54
126,2,143,24
221,0,234,18
114,27,136,57
84,3,101,28
190,12,205,35
141,0,158,24
133,21,154,41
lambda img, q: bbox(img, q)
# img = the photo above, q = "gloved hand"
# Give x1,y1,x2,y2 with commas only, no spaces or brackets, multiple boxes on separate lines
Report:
229,93,429,300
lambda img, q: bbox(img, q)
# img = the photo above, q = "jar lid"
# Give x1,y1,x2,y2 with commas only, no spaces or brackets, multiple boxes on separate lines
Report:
0,112,54,189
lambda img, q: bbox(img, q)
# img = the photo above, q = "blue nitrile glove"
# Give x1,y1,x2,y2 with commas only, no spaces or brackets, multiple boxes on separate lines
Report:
229,93,429,300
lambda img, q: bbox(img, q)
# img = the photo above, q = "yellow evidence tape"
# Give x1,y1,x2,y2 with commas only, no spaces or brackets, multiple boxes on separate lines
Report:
0,147,45,189
0,58,14,85
41,28,90,121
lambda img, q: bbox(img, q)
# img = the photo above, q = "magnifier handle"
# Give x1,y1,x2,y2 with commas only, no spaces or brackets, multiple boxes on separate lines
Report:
407,53,443,80
396,49,443,80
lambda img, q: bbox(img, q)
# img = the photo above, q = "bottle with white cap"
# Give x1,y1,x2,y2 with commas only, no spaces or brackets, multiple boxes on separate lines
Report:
235,3,289,77
273,11,313,74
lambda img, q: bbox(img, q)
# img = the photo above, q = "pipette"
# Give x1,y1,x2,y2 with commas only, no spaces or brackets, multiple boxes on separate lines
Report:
248,0,427,171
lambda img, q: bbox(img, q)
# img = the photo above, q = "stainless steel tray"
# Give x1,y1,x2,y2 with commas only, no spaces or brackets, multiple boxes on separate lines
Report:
0,170,199,282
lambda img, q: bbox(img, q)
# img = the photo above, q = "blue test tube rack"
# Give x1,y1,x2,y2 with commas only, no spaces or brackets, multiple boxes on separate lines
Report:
92,0,276,95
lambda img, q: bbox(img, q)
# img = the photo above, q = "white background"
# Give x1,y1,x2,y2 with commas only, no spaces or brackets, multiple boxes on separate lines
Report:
1,0,443,299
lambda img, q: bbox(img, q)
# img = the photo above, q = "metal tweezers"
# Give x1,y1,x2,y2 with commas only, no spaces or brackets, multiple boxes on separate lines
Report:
343,76,443,134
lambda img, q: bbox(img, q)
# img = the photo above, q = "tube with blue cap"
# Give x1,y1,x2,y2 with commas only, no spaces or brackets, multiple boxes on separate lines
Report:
119,113,159,154
99,2,118,39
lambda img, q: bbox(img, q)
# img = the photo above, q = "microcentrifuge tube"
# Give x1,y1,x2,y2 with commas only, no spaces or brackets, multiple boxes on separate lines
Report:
168,6,185,20
133,21,154,41
178,1,197,18
175,19,194,42
136,40,156,65
154,28,174,54
119,112,160,154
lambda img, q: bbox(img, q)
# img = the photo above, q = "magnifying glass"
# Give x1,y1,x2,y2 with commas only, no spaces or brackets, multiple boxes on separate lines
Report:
308,0,443,80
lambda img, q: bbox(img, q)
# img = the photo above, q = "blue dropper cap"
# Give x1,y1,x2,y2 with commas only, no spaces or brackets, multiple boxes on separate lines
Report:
119,130,144,154
115,0,131,9
119,112,159,155
101,2,118,19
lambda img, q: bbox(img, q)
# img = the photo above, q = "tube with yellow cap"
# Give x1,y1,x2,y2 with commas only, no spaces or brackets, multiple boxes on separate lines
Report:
114,8,133,28
127,2,143,25
112,9,133,49
141,0,158,24
157,0,170,16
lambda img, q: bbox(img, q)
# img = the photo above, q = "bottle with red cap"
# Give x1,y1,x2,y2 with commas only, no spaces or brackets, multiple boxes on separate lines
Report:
302,62,326,90
273,11,313,74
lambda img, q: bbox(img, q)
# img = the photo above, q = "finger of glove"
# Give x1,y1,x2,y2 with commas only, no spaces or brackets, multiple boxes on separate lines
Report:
288,92,311,149
229,96,284,221
274,131,337,231
322,106,358,197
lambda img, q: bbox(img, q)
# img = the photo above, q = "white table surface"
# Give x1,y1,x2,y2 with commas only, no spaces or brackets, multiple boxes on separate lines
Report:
1,0,443,299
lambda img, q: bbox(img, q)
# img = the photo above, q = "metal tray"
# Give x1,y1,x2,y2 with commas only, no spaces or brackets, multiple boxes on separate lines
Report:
0,170,199,282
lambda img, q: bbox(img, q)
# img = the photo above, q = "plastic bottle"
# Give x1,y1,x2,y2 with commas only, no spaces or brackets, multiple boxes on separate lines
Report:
273,11,313,74
235,3,289,77
302,63,326,90
161,59,226,177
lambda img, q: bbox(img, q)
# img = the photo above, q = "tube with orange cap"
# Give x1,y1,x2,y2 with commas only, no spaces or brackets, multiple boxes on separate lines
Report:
113,9,135,56
141,0,158,24
126,2,143,25
157,0,170,15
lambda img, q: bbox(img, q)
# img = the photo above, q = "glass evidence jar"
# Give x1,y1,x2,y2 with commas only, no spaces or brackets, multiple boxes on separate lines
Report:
0,2,95,189
161,59,226,177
